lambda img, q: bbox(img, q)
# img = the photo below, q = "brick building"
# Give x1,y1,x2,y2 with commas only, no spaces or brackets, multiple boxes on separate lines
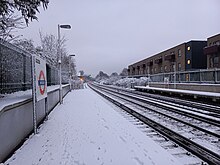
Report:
204,34,220,69
128,41,207,76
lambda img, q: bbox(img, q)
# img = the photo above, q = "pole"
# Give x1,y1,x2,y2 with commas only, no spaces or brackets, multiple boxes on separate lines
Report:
69,56,72,92
58,24,63,104
45,97,48,120
31,55,37,134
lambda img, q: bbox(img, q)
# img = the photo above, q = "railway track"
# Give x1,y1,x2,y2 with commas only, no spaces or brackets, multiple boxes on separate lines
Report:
89,83,220,165
101,84,220,116
95,84,220,125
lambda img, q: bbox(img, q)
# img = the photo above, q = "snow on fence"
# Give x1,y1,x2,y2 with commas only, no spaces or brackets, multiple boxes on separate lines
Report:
0,39,62,94
0,39,32,94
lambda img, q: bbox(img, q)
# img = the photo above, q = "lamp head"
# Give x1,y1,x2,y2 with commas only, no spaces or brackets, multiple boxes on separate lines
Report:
59,24,71,29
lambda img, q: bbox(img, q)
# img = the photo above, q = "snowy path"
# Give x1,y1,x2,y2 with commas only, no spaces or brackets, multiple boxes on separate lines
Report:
5,87,182,165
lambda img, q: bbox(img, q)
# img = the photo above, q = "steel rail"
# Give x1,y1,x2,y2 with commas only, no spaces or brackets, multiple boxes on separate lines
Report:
89,83,220,165
99,84,220,114
93,84,220,127
92,84,220,139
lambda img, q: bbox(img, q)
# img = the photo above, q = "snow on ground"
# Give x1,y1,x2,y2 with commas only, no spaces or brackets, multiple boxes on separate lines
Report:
4,86,182,165
135,86,220,97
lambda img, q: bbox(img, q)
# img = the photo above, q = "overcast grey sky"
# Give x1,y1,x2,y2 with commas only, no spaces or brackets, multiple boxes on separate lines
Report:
17,0,220,77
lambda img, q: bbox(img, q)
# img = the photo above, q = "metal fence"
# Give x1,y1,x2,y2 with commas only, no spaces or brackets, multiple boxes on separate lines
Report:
47,65,59,86
0,39,60,94
0,39,32,94
128,69,220,84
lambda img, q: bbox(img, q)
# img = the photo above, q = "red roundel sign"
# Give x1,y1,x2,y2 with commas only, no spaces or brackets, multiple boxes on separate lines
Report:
38,70,46,95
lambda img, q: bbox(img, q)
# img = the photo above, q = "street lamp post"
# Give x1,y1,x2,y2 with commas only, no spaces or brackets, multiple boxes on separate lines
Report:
58,24,71,104
69,54,75,92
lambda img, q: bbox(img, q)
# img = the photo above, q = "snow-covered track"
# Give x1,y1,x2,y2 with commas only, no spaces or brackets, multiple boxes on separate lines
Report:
102,84,220,115
89,83,220,165
94,84,220,127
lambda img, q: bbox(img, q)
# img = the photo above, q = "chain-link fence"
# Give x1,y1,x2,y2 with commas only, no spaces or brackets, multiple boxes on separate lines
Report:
0,39,32,94
130,69,220,84
0,39,61,94
47,65,59,86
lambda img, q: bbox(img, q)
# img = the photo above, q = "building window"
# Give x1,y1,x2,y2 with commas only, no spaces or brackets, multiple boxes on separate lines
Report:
213,41,220,45
187,46,191,51
214,56,219,64
160,67,163,72
154,68,157,72
178,63,181,71
178,49,181,57
170,65,173,71
173,64,175,71
187,59,191,65
170,51,175,54
164,65,167,71
209,57,213,68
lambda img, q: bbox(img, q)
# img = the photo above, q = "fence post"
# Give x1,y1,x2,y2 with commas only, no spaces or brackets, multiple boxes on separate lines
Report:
214,68,217,83
0,44,2,94
173,63,176,89
147,66,150,86
22,54,26,91
199,69,202,83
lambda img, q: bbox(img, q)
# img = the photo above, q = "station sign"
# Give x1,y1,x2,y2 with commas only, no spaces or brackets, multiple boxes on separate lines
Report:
35,56,47,101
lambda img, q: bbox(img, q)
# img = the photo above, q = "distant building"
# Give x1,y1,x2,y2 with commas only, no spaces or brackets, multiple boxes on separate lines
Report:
128,40,207,76
204,34,220,69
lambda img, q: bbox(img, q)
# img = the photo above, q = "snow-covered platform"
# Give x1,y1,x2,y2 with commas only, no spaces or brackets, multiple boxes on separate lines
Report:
5,87,182,165
134,85,220,101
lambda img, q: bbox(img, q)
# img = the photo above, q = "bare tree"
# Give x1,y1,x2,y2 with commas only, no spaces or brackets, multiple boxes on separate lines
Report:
120,68,128,76
39,31,76,82
13,38,36,53
79,70,84,76
39,31,58,67
0,14,25,40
